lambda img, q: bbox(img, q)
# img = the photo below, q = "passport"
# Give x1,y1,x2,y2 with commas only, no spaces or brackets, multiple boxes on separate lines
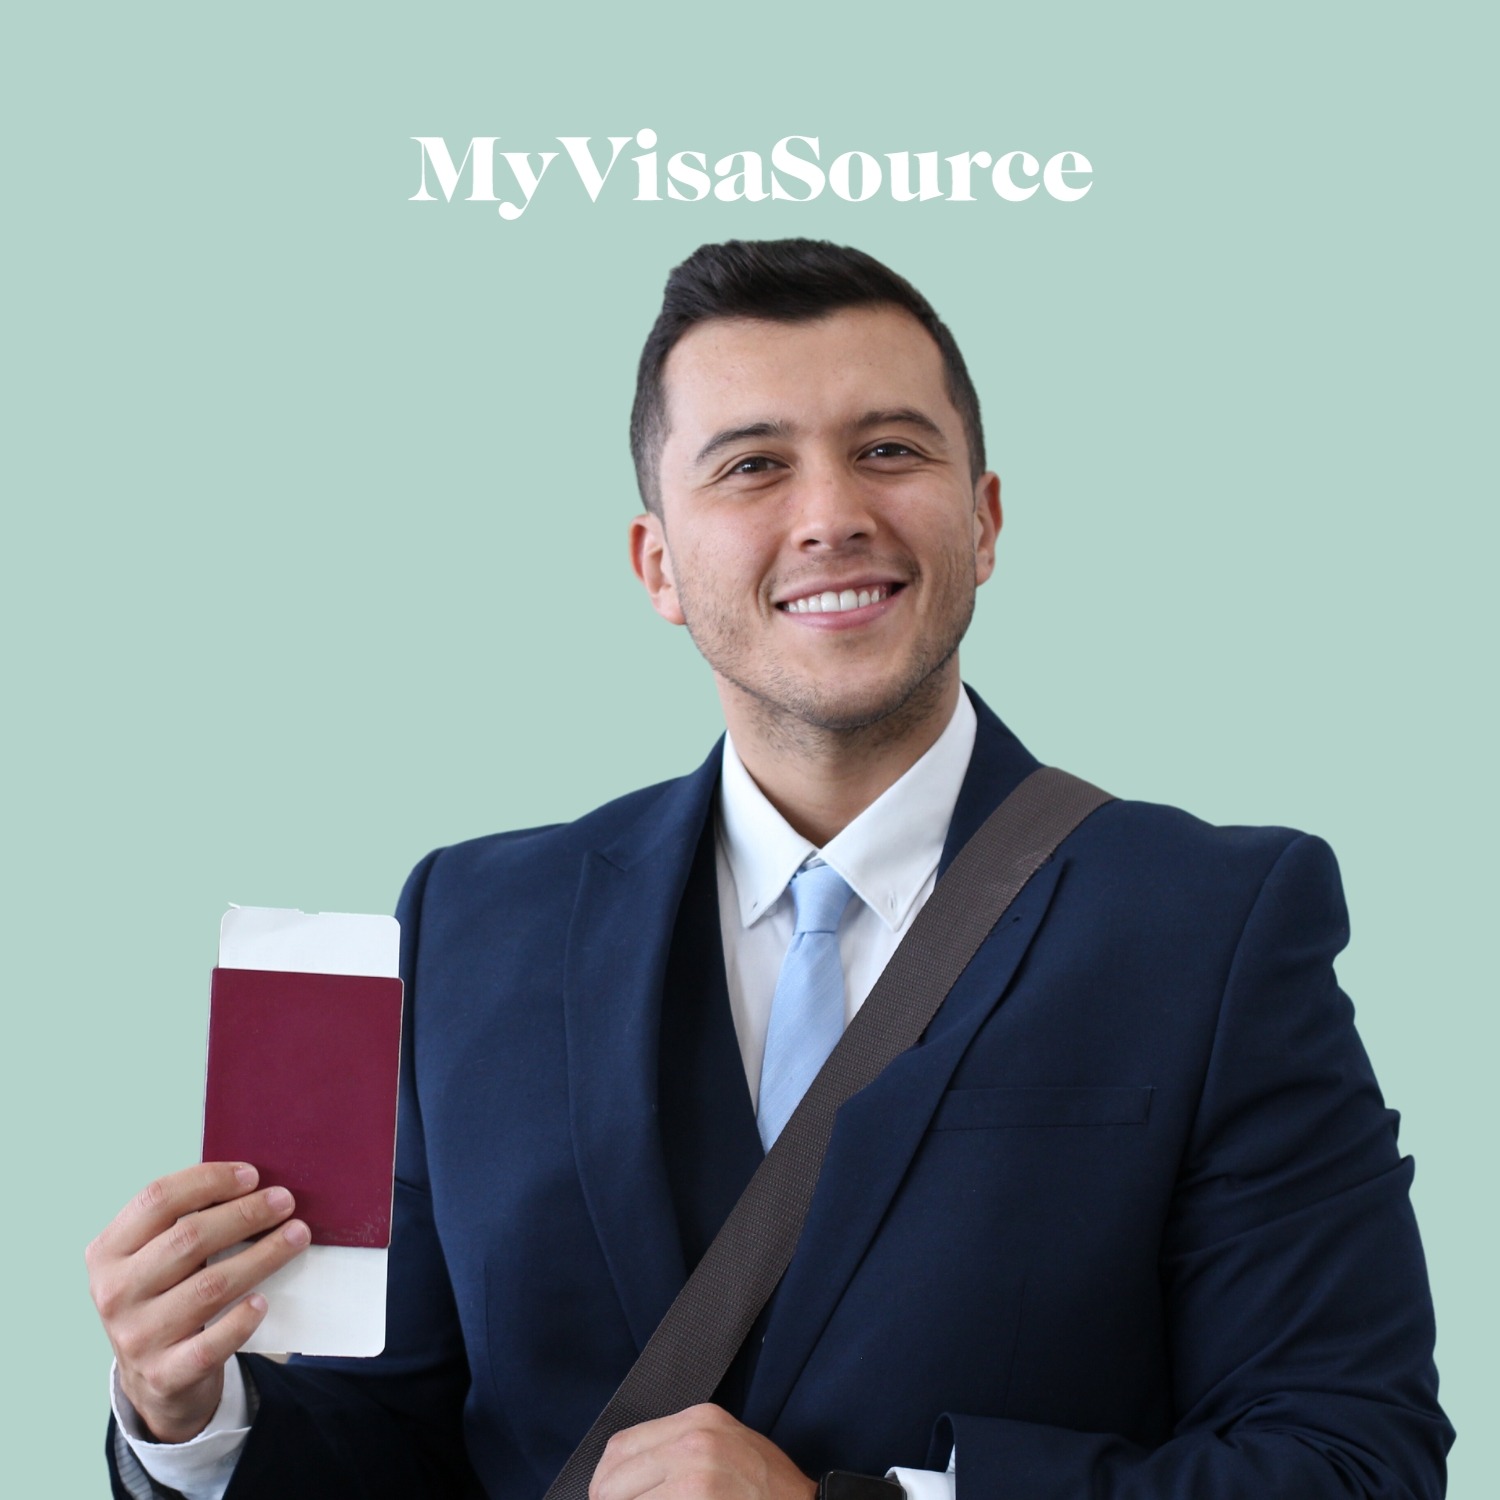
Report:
202,966,404,1249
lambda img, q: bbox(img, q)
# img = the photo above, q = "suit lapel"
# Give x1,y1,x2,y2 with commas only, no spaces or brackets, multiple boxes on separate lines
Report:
563,743,723,1354
565,691,1059,1402
743,689,1059,1431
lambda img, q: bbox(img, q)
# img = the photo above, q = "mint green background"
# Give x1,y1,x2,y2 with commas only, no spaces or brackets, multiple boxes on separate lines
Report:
6,2,1491,1490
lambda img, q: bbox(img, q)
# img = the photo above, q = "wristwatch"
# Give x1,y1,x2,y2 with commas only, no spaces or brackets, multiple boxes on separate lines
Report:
818,1472,906,1500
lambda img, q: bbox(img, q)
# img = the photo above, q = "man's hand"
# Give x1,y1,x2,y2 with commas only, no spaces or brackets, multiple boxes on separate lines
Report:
86,1161,311,1444
591,1404,818,1500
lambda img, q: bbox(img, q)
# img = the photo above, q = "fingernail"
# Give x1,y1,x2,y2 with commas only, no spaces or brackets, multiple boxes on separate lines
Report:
234,1165,257,1188
247,1293,267,1314
265,1187,293,1212
283,1220,311,1247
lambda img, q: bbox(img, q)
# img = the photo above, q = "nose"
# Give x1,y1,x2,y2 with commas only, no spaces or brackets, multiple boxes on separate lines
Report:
788,461,877,550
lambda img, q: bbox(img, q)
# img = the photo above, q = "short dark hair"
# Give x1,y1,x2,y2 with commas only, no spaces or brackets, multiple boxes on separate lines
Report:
630,238,987,513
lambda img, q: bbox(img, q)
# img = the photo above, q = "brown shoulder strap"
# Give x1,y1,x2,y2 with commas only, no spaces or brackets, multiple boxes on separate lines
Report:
545,767,1114,1500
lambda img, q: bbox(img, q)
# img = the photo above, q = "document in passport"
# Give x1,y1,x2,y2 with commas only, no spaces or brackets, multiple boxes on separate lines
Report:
202,906,402,1356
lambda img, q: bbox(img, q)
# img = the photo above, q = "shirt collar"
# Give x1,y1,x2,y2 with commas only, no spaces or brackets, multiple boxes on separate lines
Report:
716,689,978,934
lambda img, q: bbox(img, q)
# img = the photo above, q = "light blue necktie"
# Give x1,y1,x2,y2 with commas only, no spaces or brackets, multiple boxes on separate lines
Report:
757,862,856,1151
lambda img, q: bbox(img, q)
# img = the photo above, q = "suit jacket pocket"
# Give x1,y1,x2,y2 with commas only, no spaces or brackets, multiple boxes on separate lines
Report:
929,1084,1154,1131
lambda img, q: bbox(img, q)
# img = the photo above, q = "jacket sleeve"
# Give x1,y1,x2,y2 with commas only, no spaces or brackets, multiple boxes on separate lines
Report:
108,848,486,1500
934,835,1453,1499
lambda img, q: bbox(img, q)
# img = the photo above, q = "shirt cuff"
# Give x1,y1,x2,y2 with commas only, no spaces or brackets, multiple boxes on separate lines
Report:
887,1465,956,1500
110,1357,252,1500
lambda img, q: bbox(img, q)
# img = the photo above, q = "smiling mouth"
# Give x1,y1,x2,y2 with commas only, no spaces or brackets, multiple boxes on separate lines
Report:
778,583,904,615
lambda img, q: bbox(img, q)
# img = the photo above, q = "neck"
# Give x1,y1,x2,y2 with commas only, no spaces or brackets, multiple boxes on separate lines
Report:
719,667,962,847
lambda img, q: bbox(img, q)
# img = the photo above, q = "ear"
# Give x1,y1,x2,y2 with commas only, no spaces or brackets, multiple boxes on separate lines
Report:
629,511,687,626
973,472,1002,586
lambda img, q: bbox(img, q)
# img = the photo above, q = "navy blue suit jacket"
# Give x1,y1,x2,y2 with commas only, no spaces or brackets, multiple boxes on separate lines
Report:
110,692,1452,1498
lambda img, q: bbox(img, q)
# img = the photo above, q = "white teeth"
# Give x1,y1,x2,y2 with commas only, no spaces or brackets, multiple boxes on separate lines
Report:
784,586,890,614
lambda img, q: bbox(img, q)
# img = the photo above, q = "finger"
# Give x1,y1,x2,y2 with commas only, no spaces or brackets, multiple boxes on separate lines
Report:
118,1290,271,1443
150,1218,312,1348
603,1405,732,1464
93,1163,261,1260
591,1446,672,1500
594,1408,736,1500
157,1290,271,1390
131,1186,300,1298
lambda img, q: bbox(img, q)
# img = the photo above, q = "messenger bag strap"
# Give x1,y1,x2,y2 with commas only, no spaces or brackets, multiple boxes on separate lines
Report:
545,766,1114,1500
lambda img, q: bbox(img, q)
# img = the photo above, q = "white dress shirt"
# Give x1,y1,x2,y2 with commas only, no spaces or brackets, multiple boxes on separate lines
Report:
115,692,977,1500
716,690,976,1107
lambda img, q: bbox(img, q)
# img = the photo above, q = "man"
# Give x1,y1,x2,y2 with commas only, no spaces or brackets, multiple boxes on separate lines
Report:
91,239,1453,1499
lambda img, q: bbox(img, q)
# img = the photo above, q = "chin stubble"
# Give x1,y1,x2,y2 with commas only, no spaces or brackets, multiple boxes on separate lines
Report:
679,574,975,756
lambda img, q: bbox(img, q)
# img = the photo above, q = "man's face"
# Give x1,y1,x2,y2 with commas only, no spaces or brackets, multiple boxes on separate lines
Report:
631,305,1001,739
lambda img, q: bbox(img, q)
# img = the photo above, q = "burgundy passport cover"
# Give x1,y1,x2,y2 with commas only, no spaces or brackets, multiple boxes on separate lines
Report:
202,967,404,1249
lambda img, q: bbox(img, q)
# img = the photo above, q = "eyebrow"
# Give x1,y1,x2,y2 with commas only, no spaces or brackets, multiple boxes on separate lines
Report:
693,420,797,469
853,408,947,444
691,408,948,470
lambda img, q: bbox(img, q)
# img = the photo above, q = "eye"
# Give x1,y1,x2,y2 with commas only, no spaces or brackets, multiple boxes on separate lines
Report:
726,454,783,477
864,441,920,461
